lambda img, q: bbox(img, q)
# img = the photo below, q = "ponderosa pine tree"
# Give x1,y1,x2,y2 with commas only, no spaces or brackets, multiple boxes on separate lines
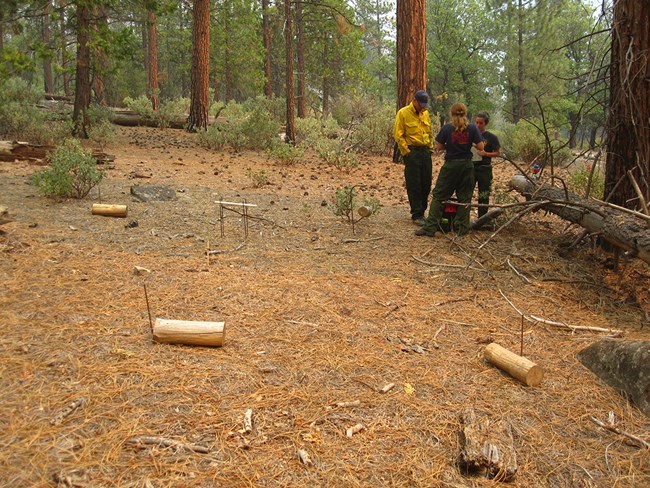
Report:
187,0,210,131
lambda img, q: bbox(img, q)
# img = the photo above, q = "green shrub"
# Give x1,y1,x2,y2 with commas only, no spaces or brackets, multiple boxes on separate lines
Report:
246,169,269,188
295,116,340,146
240,105,282,150
31,139,103,199
331,186,357,222
0,78,69,144
499,120,544,162
567,166,604,198
123,95,154,118
155,98,190,128
268,141,304,165
350,105,395,155
87,104,115,125
88,120,116,150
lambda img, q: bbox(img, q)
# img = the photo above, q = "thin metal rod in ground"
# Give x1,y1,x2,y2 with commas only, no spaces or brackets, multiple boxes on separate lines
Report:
243,198,248,239
220,199,225,238
143,283,153,334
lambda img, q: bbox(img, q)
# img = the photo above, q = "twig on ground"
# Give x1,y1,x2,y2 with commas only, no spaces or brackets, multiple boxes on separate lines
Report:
128,435,211,454
588,415,650,450
50,397,86,426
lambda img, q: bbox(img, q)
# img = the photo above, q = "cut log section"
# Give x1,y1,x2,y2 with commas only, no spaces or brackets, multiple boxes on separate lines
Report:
484,342,544,387
471,208,503,230
91,204,128,218
459,407,517,482
357,205,373,218
153,318,225,347
509,174,650,264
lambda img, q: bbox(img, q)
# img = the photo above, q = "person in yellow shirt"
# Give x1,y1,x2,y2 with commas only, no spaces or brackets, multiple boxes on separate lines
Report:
394,90,434,225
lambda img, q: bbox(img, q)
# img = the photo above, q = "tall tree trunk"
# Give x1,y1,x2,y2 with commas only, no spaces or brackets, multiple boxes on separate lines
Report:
92,4,109,106
42,0,53,94
224,0,232,102
295,0,305,118
187,0,210,132
322,33,330,116
262,0,272,98
284,0,295,142
515,0,524,122
395,0,426,161
147,9,159,111
73,4,91,138
604,0,650,210
59,0,71,97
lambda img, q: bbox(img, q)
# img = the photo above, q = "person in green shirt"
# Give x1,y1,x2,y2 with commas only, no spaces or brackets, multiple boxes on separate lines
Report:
394,90,434,225
473,111,501,218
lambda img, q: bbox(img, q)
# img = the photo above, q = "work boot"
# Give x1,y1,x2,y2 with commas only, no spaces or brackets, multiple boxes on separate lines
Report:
412,217,425,226
415,227,435,237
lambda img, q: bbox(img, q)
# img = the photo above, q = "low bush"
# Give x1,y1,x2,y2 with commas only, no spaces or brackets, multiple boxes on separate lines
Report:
31,139,103,199
268,142,304,165
567,166,604,199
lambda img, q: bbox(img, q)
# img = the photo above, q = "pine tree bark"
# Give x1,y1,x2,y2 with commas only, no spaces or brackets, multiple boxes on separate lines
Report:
42,0,54,94
604,0,650,211
92,5,109,106
395,0,427,161
187,0,210,132
295,0,305,118
322,33,330,116
72,3,91,138
262,0,272,98
284,0,295,142
147,9,159,111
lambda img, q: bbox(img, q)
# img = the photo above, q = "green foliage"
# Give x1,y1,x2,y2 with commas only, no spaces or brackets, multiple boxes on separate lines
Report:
87,120,116,151
350,104,395,156
198,99,281,151
331,186,357,222
246,169,269,188
0,77,71,144
295,116,340,146
155,98,190,128
499,120,544,163
268,142,305,165
31,139,103,199
330,186,380,223
567,166,604,199
123,95,154,119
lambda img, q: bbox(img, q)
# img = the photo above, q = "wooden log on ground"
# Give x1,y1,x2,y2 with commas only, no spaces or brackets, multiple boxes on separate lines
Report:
471,208,503,230
509,174,650,264
484,342,544,387
577,340,650,417
91,204,128,218
357,205,373,218
0,140,114,164
153,318,225,347
459,407,517,482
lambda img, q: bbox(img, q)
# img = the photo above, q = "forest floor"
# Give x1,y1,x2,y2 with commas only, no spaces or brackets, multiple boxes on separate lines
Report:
1,126,649,487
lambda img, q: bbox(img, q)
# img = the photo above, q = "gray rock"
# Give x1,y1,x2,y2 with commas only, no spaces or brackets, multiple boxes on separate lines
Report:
130,185,177,202
578,340,650,417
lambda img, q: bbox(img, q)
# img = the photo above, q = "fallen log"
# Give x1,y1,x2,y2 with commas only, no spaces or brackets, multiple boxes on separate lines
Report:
91,203,128,218
459,407,517,482
577,340,650,417
153,318,225,347
509,174,650,264
484,342,544,387
111,110,220,130
0,140,114,165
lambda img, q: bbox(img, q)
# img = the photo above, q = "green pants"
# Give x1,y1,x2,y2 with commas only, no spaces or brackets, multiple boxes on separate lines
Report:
422,159,474,235
403,147,432,219
474,164,493,218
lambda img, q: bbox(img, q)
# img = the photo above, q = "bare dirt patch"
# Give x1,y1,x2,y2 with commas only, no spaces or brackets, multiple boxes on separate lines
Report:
1,126,648,487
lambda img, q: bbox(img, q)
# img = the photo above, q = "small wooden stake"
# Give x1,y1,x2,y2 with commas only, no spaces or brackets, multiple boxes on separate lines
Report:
91,203,127,217
484,342,543,387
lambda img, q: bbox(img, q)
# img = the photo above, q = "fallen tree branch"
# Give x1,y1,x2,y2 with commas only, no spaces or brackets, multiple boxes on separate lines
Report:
509,175,650,264
127,435,211,454
588,415,650,450
50,397,86,425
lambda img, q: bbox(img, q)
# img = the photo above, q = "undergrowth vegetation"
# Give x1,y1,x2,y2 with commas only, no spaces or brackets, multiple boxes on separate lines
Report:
31,139,103,199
